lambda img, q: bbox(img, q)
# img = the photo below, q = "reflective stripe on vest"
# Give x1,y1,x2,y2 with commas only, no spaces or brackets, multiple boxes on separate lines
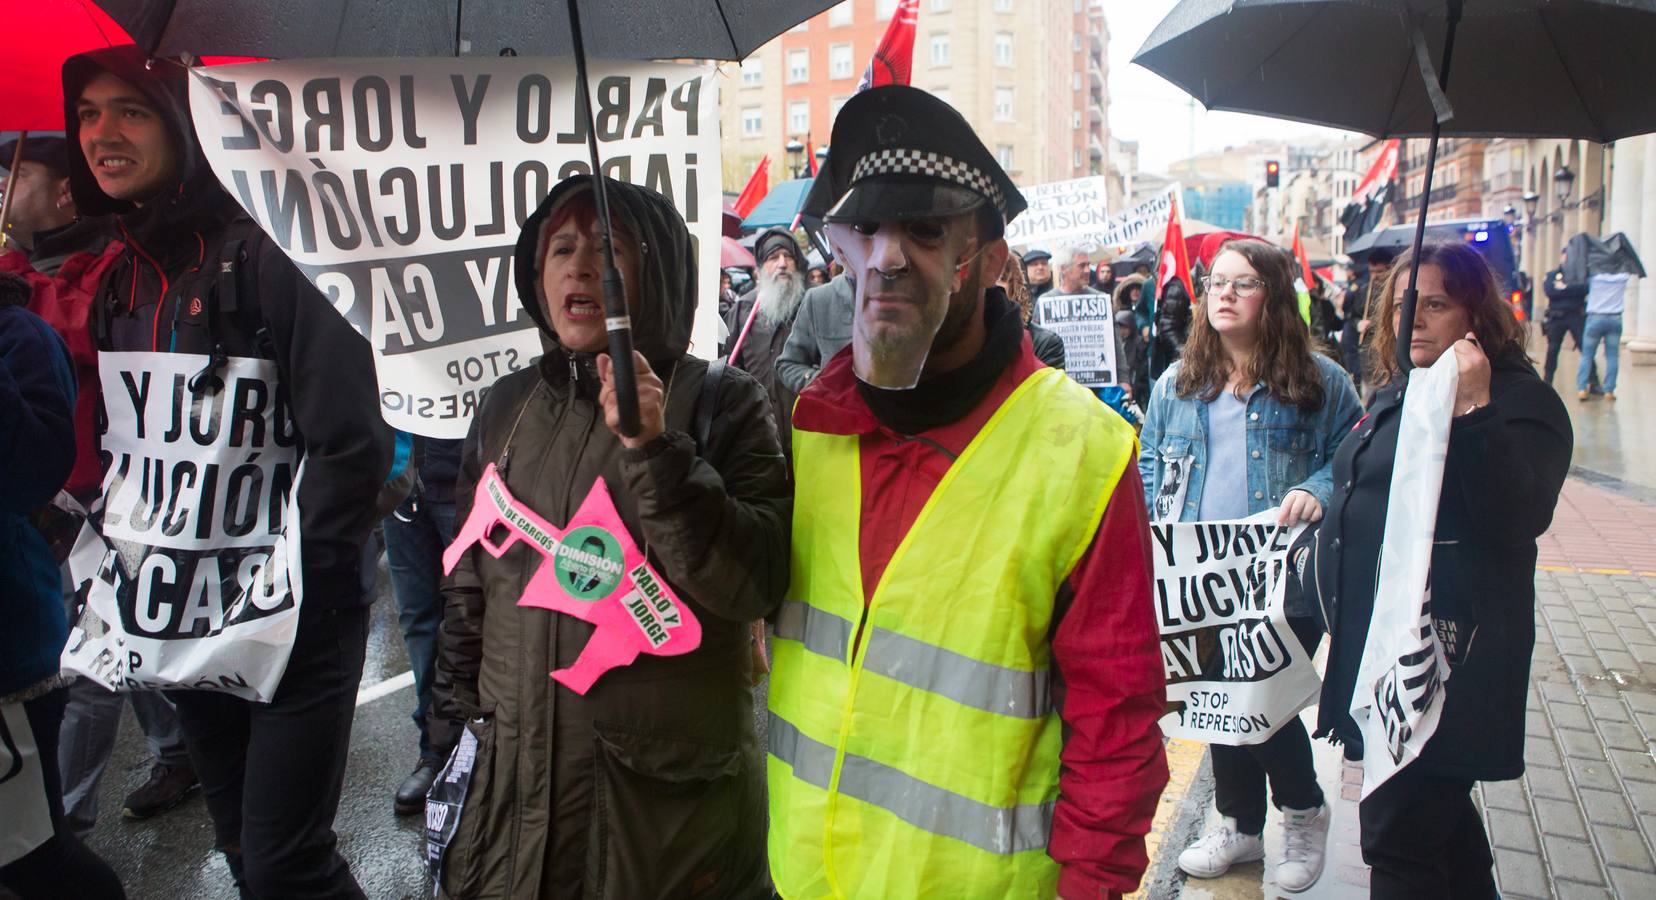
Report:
768,366,1137,899
776,601,1051,719
768,711,1055,855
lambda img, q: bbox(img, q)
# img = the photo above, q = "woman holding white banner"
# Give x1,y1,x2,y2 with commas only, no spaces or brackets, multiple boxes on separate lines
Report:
1139,239,1361,892
1314,242,1571,899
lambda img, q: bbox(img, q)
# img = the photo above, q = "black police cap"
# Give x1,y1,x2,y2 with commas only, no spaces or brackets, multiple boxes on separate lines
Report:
802,86,1025,236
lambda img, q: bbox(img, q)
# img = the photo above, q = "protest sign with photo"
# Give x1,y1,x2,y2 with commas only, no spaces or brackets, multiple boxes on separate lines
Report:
1035,291,1118,387
187,57,721,438
1152,513,1321,745
63,352,304,703
1352,351,1458,798
1003,176,1110,250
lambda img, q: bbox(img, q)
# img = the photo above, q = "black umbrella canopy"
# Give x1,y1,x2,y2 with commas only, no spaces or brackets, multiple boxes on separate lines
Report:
1133,0,1656,143
99,0,840,61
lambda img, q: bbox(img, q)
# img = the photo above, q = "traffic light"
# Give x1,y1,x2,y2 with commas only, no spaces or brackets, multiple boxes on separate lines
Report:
1265,160,1281,188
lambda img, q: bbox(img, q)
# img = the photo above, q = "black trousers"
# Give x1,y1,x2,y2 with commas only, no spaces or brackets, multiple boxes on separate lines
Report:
1210,616,1326,834
1359,764,1497,900
0,687,127,899
1543,314,1596,387
170,606,370,900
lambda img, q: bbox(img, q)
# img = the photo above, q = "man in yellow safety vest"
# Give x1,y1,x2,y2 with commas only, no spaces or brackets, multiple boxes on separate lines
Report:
767,85,1170,900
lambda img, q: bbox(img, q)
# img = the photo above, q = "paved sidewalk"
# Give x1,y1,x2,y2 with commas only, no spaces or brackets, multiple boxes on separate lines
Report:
1146,475,1656,899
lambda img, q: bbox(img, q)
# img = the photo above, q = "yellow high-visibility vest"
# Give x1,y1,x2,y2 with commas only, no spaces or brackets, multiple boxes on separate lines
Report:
768,366,1137,899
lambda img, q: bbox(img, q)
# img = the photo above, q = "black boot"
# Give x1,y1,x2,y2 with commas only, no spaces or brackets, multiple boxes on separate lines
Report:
394,759,441,816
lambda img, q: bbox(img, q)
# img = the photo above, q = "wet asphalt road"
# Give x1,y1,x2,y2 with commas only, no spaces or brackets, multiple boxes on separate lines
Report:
86,556,431,899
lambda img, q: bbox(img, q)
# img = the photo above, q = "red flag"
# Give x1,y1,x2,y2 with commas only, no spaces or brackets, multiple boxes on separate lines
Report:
1292,223,1315,290
733,156,770,219
857,0,919,92
1158,205,1196,301
806,140,819,177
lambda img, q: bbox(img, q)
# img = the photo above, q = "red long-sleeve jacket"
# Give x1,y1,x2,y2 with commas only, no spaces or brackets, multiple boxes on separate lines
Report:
792,336,1169,899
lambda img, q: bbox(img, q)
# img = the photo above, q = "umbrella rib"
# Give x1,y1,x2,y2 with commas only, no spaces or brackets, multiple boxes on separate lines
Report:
711,1,741,59
1536,9,1605,143
73,0,123,46
1379,30,1415,139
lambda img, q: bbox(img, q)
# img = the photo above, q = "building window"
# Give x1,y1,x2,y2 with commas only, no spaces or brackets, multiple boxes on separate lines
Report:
831,95,851,120
1073,34,1081,53
994,0,1013,10
1074,148,1083,169
740,57,762,88
787,49,809,83
931,0,951,10
877,0,898,18
994,87,1014,122
828,1,852,26
1072,111,1081,129
930,34,951,67
997,145,1014,169
742,107,763,137
830,43,854,79
928,86,951,105
1073,72,1082,91
789,100,810,134
995,33,1014,67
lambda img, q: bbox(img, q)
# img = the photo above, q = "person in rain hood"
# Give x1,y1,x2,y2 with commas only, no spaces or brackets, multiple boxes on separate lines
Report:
766,85,1167,900
61,47,391,898
427,175,791,899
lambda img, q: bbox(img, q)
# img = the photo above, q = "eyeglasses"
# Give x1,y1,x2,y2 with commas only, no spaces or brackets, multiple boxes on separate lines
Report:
1203,275,1265,298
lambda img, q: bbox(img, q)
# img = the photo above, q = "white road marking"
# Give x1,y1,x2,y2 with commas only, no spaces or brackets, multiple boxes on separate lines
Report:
356,670,416,706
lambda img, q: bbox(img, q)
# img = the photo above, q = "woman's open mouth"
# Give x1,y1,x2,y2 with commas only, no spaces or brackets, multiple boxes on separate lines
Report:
563,293,603,320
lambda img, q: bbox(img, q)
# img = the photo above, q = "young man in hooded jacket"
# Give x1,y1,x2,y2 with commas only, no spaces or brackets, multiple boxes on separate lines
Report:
62,47,391,897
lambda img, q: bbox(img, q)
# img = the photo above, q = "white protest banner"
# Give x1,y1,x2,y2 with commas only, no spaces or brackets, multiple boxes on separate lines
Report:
0,704,52,866
1036,292,1118,387
1151,513,1321,745
1003,176,1110,250
1352,351,1458,798
188,57,721,438
63,352,304,703
1094,183,1183,250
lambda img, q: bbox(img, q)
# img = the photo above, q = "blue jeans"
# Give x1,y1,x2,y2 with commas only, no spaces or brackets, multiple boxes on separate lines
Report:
1579,313,1622,393
382,498,455,761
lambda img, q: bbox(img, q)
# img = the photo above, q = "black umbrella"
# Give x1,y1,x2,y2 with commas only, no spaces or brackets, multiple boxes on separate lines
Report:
99,0,837,434
1134,0,1656,371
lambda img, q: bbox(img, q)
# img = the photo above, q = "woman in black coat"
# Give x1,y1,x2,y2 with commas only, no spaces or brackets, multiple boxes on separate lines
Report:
1314,241,1572,899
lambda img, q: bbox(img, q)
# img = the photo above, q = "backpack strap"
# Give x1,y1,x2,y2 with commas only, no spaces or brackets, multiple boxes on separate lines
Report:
695,359,727,457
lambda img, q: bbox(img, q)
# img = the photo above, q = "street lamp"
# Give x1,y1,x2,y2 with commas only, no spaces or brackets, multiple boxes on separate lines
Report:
815,146,829,171
786,140,805,178
1553,165,1576,207
1522,191,1540,220
1502,205,1517,226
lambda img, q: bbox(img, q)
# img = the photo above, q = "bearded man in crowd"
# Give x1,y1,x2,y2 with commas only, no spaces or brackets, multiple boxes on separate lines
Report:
723,226,809,455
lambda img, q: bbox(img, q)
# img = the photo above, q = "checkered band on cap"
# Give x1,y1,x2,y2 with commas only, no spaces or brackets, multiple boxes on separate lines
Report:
849,148,1007,218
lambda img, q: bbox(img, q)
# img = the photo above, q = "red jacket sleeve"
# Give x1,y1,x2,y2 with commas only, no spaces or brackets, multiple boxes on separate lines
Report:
1048,459,1169,899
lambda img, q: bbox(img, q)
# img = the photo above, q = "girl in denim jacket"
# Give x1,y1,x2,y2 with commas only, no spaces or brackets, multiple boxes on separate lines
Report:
1139,240,1362,893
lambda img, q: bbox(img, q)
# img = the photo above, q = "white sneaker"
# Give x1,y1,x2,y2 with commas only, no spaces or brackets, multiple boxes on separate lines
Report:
1177,817,1265,878
1276,804,1330,893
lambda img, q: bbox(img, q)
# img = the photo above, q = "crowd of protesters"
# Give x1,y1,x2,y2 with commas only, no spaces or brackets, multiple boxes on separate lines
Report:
1,39,1572,900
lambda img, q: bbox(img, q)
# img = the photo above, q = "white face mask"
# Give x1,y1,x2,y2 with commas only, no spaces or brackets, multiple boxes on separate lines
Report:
824,218,979,390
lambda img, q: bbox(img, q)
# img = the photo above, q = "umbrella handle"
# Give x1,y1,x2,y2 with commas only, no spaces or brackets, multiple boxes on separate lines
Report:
602,265,642,438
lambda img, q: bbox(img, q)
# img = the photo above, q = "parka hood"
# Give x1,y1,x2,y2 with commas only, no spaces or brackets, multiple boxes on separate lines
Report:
513,176,696,374
61,46,227,222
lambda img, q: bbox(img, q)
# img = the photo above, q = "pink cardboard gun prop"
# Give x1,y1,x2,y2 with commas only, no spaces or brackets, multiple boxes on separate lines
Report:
444,463,701,693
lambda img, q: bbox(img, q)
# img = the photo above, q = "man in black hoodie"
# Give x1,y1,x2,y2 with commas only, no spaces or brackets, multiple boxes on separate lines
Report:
63,47,390,897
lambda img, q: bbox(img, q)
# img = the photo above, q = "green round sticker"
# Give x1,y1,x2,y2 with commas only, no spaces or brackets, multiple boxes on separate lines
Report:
554,526,625,600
